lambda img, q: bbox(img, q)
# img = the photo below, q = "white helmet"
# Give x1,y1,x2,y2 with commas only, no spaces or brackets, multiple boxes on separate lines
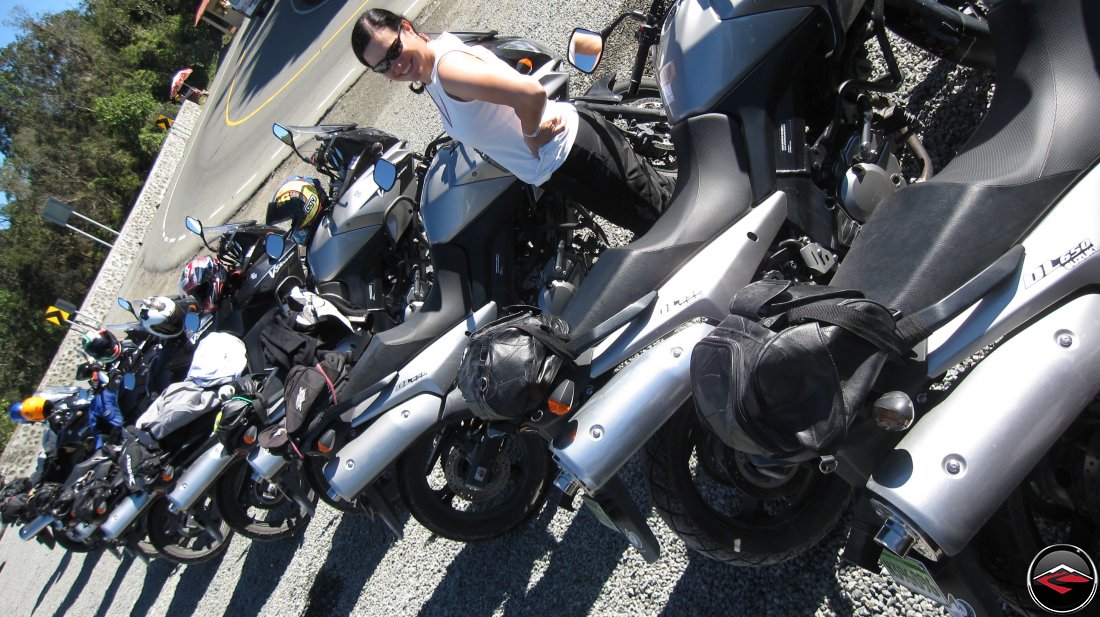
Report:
139,296,184,338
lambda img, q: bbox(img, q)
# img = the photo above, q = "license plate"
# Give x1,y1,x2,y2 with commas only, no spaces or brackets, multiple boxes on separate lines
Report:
879,550,949,605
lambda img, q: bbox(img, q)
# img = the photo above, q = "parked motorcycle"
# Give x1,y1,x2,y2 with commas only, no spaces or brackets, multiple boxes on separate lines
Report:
671,0,1100,615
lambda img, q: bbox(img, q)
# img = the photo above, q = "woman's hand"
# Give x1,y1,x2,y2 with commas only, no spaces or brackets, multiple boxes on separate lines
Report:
524,110,565,156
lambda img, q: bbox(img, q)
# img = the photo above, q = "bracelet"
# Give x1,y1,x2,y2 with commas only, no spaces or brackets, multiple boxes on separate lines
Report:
522,124,542,138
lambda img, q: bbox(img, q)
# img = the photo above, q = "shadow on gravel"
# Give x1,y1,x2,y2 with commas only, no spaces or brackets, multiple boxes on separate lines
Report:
300,510,405,616
33,550,73,614
662,526,855,616
130,559,177,617
163,550,228,617
92,553,135,617
52,550,103,617
222,528,309,616
413,505,558,617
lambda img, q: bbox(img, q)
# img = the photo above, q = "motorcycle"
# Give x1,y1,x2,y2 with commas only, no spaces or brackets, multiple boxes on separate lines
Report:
241,29,678,542
444,0,986,564
668,0,1100,615
268,123,431,330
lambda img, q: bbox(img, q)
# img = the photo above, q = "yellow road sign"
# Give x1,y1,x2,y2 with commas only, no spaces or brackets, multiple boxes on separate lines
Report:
45,305,70,326
156,115,174,130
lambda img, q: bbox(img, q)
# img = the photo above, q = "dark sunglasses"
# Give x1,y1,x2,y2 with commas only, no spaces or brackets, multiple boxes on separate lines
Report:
369,33,403,74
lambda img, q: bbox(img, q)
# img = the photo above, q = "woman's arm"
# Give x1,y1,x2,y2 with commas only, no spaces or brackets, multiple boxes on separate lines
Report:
436,52,564,153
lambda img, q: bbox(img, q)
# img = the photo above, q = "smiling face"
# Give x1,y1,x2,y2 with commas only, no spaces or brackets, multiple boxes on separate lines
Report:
361,21,428,83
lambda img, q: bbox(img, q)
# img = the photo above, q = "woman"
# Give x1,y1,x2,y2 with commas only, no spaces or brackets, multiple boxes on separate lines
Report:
351,9,671,235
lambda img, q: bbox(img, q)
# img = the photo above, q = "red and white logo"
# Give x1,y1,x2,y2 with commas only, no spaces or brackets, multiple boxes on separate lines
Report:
1028,544,1097,614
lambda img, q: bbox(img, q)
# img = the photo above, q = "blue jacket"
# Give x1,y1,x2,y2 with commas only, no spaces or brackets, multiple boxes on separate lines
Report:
88,389,124,449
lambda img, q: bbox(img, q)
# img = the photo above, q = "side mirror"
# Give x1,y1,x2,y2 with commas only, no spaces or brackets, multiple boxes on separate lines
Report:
272,123,294,147
184,311,202,337
122,373,136,391
117,297,136,318
185,216,215,252
374,159,397,192
265,234,286,259
568,28,604,74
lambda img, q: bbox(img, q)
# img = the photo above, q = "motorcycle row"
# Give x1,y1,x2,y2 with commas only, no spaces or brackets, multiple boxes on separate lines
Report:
2,0,1097,615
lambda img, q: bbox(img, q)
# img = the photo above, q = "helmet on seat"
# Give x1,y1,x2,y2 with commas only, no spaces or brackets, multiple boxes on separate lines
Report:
179,255,228,312
82,329,121,364
138,296,184,338
273,176,327,232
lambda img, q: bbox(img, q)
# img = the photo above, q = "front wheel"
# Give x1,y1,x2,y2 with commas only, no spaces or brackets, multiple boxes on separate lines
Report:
644,402,851,565
215,460,316,541
146,495,233,564
395,417,551,541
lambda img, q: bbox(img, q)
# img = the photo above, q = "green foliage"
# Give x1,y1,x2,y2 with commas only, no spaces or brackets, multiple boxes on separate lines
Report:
0,414,15,456
0,0,224,408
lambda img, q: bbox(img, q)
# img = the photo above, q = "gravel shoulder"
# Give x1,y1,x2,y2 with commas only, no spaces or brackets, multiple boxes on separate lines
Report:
0,1,996,616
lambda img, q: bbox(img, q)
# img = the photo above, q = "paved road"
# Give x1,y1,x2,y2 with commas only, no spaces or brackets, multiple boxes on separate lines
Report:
143,0,425,273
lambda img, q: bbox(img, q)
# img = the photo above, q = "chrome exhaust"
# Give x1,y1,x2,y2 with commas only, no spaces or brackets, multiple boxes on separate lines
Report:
18,515,54,541
868,295,1100,556
247,446,287,480
551,323,713,492
167,443,235,513
100,492,152,540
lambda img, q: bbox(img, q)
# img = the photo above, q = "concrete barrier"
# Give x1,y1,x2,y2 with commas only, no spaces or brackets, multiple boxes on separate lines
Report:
0,101,203,478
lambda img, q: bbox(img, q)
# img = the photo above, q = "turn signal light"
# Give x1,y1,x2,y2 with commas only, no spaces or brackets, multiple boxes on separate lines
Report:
547,379,576,416
548,399,571,416
161,467,175,482
242,426,258,445
317,430,336,455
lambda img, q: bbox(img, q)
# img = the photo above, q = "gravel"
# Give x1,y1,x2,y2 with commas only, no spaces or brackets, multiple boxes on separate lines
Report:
0,1,998,616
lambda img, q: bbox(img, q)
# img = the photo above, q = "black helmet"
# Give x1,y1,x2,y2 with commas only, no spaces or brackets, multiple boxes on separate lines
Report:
81,329,120,364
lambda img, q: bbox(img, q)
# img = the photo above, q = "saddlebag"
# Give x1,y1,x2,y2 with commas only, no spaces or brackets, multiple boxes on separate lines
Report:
457,308,575,421
691,279,912,459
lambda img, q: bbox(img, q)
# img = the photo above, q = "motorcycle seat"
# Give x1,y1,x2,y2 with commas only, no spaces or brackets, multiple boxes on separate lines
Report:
831,0,1100,315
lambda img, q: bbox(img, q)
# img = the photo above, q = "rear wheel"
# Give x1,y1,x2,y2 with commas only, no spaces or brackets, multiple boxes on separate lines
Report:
396,417,551,541
976,405,1100,616
644,402,851,565
215,460,315,541
146,495,232,564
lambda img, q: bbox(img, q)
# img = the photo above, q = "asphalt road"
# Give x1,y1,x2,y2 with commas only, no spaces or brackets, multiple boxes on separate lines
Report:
141,0,427,272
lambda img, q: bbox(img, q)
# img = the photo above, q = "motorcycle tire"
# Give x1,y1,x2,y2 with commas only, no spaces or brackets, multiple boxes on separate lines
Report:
975,408,1100,616
145,494,233,565
214,459,316,541
395,417,551,542
644,401,851,565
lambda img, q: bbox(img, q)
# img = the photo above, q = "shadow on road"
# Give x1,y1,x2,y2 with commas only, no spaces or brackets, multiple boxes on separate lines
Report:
33,550,73,614
51,550,101,617
92,553,135,617
130,559,177,617
222,527,309,615
300,509,405,616
163,550,229,617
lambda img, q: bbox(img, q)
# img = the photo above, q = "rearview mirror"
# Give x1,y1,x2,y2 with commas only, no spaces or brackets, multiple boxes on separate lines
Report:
184,312,202,337
265,234,285,259
374,159,397,192
117,297,135,316
185,216,203,237
568,29,604,74
122,373,136,391
272,123,294,148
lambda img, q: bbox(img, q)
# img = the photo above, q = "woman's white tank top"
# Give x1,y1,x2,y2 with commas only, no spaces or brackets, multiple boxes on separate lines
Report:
423,32,577,186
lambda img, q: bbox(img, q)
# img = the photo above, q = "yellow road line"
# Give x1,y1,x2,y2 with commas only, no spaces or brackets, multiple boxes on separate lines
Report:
224,0,370,127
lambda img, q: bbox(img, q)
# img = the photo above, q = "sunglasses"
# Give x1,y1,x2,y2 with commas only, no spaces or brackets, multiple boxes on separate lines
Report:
369,33,403,74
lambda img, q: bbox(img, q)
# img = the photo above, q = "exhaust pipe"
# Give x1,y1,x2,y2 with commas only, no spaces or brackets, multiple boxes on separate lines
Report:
73,522,98,541
247,446,288,480
18,515,54,541
551,323,713,492
868,295,1100,556
167,443,234,513
100,492,152,540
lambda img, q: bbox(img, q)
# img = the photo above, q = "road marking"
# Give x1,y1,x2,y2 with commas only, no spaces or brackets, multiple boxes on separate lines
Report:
224,0,372,127
320,66,360,111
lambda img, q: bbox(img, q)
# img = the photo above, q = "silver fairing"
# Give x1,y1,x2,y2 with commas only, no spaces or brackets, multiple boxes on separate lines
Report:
308,145,418,281
322,303,498,500
656,2,820,123
868,162,1100,556
421,142,516,245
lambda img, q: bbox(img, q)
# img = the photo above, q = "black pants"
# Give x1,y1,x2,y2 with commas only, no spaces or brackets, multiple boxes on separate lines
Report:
547,108,672,235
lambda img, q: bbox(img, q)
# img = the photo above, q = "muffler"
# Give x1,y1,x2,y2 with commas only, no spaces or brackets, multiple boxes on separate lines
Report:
868,295,1100,556
18,515,54,541
167,443,235,513
247,446,287,479
551,323,714,492
100,492,152,540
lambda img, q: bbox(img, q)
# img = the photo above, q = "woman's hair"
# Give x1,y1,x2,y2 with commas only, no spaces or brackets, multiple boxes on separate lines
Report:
351,9,416,67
